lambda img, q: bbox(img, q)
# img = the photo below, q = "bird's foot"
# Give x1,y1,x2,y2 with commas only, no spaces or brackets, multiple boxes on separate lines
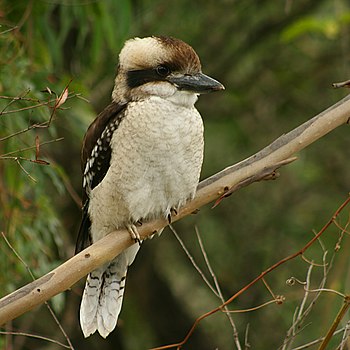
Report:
127,224,142,246
167,207,178,224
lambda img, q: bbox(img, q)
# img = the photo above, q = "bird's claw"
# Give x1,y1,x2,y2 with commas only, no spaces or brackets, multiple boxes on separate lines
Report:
167,207,178,224
127,224,142,246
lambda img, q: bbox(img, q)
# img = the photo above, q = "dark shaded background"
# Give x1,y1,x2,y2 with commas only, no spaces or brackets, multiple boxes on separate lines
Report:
1,1,349,349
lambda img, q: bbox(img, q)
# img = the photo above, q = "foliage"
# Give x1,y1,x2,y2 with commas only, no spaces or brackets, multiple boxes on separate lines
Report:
0,0,349,349
0,31,61,294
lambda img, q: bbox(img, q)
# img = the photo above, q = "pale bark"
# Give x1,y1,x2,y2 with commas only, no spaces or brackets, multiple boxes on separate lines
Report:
0,93,349,326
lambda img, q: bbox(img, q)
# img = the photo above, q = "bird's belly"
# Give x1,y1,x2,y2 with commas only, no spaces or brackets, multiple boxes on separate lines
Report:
88,98,203,241
123,155,198,221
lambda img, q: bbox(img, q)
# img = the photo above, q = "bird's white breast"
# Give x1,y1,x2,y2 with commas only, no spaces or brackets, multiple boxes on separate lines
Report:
88,96,204,241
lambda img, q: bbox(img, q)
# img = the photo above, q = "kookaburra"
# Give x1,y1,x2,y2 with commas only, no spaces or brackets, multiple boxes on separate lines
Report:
76,36,224,338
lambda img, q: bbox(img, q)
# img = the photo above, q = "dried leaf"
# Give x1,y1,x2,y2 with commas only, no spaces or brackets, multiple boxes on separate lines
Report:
33,135,50,165
41,86,54,95
55,86,69,108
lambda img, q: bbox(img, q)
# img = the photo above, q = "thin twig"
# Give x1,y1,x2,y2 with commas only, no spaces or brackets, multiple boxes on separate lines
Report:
282,248,330,349
0,90,81,142
281,263,313,350
0,137,64,158
339,320,350,350
300,254,327,267
170,225,243,349
1,94,350,339
297,264,313,325
43,303,75,350
1,233,35,280
0,95,40,102
289,327,346,350
0,100,52,116
318,296,350,350
168,225,218,297
0,89,31,114
195,226,242,350
333,220,350,236
15,157,37,182
0,331,70,349
334,218,350,253
244,324,250,350
303,288,346,299
59,170,82,208
1,232,75,350
0,26,19,35
262,278,278,299
152,195,350,350
227,297,285,313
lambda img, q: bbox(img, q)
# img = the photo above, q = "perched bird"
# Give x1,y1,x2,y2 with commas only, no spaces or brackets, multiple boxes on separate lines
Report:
76,36,224,338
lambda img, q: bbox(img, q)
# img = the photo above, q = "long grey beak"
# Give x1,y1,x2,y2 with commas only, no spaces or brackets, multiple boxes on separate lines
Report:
167,72,225,93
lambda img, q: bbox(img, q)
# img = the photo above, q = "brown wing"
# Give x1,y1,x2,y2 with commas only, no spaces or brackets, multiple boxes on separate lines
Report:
75,101,127,253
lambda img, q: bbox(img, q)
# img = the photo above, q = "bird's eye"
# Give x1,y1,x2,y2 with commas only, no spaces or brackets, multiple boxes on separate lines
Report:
156,65,171,77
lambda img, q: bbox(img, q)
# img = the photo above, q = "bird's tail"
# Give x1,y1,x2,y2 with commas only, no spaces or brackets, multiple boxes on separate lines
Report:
79,244,140,338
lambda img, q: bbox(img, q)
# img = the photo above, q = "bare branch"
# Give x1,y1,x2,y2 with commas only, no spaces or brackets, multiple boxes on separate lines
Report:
0,93,350,329
318,296,350,350
0,331,71,349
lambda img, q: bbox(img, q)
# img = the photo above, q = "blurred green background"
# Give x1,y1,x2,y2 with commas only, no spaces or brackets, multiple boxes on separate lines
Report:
1,1,349,349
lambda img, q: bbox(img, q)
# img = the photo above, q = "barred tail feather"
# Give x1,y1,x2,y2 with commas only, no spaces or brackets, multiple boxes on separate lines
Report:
80,267,104,337
96,262,127,338
79,244,140,338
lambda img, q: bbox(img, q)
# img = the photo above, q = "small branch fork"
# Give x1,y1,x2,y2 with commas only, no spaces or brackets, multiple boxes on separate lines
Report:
212,157,297,208
0,83,77,141
0,92,349,342
0,82,81,181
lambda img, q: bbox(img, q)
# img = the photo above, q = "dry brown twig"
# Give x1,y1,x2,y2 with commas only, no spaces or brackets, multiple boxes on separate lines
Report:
152,195,350,350
289,326,347,350
0,84,79,186
170,225,242,350
0,91,350,344
0,82,77,142
194,226,241,345
282,251,327,350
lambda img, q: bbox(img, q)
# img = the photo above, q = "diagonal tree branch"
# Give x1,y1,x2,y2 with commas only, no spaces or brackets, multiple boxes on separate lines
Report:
0,93,350,326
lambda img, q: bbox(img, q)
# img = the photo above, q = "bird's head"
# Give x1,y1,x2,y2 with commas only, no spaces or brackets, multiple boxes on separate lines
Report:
112,36,224,107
